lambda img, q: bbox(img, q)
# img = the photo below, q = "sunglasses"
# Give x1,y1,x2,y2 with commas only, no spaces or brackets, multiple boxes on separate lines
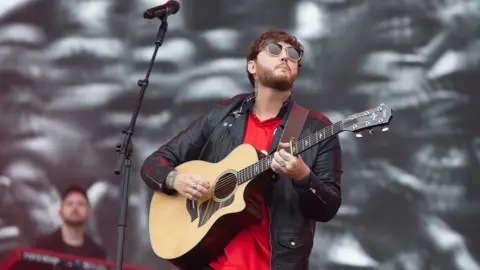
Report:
264,42,303,61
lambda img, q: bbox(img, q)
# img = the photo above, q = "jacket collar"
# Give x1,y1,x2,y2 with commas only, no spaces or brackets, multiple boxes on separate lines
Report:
230,93,294,154
226,93,293,150
242,93,292,118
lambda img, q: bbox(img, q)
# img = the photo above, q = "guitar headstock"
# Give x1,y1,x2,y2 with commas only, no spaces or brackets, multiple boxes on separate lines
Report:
342,104,393,137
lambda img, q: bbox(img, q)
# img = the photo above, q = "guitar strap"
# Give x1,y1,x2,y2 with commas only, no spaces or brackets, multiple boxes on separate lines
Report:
277,103,309,153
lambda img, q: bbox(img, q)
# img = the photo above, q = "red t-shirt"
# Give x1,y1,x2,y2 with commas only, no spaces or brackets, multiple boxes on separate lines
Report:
209,113,281,270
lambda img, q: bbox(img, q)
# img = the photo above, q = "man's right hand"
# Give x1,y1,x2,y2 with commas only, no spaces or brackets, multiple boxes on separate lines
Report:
170,172,210,200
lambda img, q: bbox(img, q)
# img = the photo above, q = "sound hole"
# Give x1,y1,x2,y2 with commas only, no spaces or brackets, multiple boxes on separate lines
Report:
213,172,237,201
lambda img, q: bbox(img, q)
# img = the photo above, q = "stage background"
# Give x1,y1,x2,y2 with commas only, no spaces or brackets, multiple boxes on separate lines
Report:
1,0,480,269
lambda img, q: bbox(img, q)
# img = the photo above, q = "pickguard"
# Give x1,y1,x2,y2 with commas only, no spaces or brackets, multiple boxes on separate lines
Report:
186,199,198,222
198,196,235,227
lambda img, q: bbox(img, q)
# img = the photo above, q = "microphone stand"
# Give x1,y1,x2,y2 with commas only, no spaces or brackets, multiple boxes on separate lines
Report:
113,16,170,270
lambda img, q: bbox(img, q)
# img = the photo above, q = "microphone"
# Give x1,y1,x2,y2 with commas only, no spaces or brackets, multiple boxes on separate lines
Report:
143,0,180,20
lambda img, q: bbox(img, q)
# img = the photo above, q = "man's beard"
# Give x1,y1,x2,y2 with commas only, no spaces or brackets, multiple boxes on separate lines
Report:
64,218,85,227
257,64,295,91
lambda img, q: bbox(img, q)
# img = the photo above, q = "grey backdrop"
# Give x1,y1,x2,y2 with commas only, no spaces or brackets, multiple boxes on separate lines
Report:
1,0,480,269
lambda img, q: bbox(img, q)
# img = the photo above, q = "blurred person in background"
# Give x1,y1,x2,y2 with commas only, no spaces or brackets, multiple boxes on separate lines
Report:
0,0,109,249
0,0,156,266
32,185,106,260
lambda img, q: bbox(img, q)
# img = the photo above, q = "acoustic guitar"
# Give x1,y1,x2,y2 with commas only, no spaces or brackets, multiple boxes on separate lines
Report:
148,104,393,269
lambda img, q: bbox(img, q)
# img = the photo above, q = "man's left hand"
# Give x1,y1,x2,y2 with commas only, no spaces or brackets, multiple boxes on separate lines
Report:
271,142,311,181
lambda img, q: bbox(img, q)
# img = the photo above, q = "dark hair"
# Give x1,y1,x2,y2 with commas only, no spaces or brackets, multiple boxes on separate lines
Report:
62,184,89,203
246,29,304,87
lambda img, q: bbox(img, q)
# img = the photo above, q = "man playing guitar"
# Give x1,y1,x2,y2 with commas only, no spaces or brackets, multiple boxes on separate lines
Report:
141,29,343,270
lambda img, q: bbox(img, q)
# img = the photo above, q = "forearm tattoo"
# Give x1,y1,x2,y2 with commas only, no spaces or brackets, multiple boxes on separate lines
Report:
166,171,179,189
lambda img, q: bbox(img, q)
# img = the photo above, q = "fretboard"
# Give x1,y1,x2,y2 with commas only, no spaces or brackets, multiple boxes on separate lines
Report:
237,121,343,184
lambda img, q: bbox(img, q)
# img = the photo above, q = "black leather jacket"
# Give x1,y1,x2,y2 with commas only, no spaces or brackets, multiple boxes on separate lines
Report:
141,93,343,270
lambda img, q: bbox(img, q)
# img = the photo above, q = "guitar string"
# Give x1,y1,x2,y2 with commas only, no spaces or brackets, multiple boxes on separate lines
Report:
213,156,273,192
212,158,270,191
214,122,338,190
213,137,307,192
200,123,338,224
199,113,378,218
211,122,343,193
212,124,340,193
214,138,323,193
196,121,346,222
211,154,275,194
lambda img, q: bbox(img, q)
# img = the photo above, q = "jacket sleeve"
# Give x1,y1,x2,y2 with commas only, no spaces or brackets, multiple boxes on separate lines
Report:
140,110,215,194
292,134,342,222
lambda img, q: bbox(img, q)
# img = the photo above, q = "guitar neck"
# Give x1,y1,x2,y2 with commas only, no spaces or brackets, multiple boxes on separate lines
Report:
237,121,343,184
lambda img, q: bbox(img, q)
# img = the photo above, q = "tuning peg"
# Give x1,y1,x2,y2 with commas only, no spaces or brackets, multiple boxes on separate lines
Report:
381,127,389,132
355,133,363,138
368,129,376,135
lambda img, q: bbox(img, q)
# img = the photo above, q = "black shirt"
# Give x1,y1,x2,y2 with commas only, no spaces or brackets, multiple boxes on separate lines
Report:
32,229,106,261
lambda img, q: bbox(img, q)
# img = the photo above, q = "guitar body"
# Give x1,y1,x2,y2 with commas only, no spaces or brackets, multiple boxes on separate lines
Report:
148,144,273,269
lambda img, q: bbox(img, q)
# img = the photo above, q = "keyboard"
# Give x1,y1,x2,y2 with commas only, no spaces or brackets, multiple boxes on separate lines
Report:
0,247,159,270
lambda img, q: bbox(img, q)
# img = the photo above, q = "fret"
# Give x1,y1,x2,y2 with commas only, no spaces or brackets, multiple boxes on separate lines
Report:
237,121,343,185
